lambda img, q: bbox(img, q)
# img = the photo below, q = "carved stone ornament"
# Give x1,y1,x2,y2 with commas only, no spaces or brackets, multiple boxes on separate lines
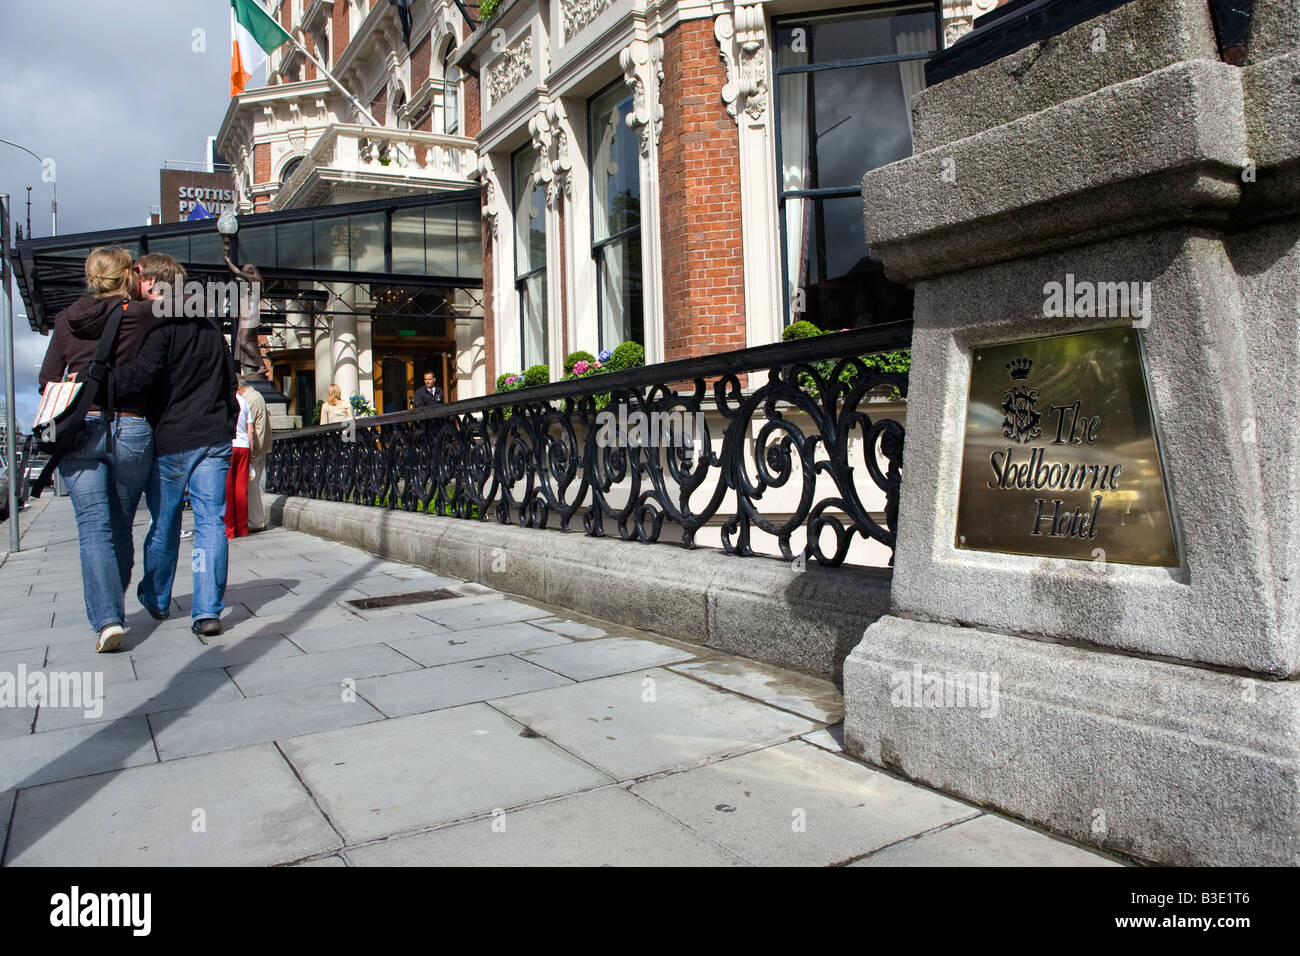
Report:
486,34,533,109
547,100,573,201
562,0,614,43
619,38,664,157
480,156,500,239
715,4,768,123
528,108,556,206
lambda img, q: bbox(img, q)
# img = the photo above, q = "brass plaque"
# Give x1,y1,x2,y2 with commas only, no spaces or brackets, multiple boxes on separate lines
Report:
956,328,1178,567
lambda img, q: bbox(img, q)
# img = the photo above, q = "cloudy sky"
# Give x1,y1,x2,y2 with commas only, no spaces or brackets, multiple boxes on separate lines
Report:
2,0,252,428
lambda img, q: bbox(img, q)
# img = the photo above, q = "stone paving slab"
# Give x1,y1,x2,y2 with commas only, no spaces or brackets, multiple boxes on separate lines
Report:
517,635,701,681
130,633,305,682
4,745,341,866
287,614,450,654
493,668,820,781
34,669,245,733
0,716,158,792
852,813,1121,867
356,654,573,717
149,682,384,760
386,620,572,667
283,704,613,844
669,657,845,724
0,790,13,852
0,701,37,740
631,741,981,866
346,787,747,867
418,598,554,632
228,643,422,697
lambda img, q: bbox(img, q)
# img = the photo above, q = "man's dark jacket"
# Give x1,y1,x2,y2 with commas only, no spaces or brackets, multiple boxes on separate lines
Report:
112,314,238,456
413,384,442,409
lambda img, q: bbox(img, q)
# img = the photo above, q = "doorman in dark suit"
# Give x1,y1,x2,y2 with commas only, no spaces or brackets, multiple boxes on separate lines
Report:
412,370,443,409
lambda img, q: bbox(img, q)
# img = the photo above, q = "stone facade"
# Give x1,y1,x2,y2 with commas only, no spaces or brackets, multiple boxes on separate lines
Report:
845,0,1300,865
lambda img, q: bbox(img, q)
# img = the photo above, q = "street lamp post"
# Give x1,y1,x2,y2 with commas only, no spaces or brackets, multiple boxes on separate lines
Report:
2,195,21,551
0,137,56,236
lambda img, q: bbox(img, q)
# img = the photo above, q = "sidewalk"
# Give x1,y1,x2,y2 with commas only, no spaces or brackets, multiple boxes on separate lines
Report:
0,496,1119,866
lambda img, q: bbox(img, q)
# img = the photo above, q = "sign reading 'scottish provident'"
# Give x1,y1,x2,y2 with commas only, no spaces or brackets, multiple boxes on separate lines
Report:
956,328,1178,567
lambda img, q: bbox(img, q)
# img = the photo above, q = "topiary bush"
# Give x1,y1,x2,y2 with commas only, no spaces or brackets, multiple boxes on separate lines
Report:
523,364,550,387
782,320,822,341
564,350,596,375
478,0,500,20
605,341,645,372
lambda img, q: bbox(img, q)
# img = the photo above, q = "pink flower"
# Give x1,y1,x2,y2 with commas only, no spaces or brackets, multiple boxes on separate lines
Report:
573,360,590,375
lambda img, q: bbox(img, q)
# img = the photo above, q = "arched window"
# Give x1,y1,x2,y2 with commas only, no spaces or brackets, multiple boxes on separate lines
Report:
281,157,303,184
443,47,460,136
392,88,408,129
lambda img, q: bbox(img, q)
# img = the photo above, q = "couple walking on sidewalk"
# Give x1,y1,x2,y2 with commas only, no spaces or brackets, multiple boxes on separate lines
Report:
38,249,242,650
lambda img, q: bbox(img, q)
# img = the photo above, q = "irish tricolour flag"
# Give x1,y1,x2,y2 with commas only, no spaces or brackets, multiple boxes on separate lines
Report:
230,0,292,96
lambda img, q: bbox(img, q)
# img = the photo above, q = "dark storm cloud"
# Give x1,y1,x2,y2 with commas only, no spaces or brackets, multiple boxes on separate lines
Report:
2,0,242,426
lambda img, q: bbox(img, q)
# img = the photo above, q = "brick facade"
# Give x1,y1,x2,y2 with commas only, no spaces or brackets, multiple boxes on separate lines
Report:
656,20,747,363
253,142,271,185
304,31,317,81
331,3,349,67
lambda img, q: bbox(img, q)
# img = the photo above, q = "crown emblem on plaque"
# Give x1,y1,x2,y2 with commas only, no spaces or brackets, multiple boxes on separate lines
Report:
1000,356,1042,444
1005,358,1033,381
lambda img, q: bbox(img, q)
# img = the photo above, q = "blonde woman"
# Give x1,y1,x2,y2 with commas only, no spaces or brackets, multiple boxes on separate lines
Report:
38,247,158,652
319,384,354,424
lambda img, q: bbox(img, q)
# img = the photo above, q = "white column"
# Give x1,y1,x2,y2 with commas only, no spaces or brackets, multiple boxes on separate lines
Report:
313,318,334,405
717,5,783,348
357,316,374,406
621,38,666,365
455,317,486,398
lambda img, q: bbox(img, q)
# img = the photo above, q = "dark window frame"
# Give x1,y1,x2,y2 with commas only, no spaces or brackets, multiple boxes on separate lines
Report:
772,1,941,328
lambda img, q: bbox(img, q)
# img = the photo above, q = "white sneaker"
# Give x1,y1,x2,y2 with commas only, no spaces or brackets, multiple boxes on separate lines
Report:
96,623,125,653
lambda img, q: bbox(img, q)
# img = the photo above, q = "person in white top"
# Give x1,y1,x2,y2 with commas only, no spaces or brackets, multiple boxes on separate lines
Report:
226,389,252,539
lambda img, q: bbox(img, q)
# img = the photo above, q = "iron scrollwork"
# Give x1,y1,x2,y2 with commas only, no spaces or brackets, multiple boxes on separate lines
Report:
265,324,910,567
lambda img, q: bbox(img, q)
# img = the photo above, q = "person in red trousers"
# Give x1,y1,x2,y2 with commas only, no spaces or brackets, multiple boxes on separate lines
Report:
226,387,251,539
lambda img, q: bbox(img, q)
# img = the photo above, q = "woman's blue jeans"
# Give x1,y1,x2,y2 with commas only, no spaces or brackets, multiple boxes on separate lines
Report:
58,414,155,632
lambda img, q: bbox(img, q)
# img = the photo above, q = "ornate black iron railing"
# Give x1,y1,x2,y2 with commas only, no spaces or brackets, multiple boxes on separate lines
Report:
265,321,911,567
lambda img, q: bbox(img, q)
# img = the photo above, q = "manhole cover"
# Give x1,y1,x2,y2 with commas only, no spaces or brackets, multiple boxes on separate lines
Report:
346,588,462,610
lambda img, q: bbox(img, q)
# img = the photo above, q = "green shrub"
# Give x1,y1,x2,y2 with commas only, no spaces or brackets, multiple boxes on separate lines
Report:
780,323,910,401
564,350,596,375
782,320,822,341
523,364,550,387
496,372,519,393
478,0,500,19
606,341,645,372
312,399,324,426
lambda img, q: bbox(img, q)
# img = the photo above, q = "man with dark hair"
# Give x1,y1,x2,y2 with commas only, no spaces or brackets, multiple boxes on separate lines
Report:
114,254,238,638
412,370,442,409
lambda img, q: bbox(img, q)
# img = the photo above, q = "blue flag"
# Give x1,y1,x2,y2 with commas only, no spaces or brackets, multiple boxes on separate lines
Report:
187,202,214,221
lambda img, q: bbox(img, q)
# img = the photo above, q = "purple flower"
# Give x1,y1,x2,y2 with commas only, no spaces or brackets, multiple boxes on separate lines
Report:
598,350,612,362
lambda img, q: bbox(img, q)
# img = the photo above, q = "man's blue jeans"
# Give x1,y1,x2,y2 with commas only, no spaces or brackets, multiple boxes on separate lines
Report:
58,414,155,632
140,443,231,622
